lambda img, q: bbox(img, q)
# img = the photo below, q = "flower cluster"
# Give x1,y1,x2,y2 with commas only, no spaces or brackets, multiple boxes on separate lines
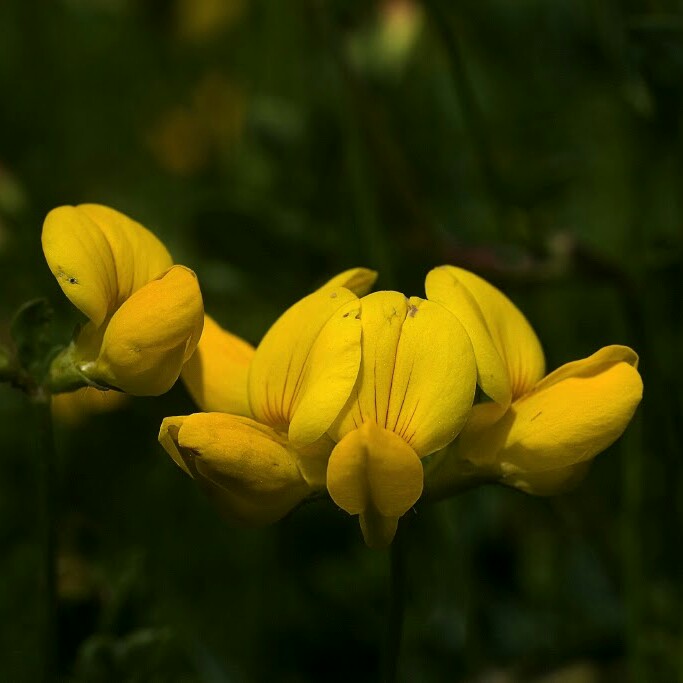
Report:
42,205,643,548
160,268,642,548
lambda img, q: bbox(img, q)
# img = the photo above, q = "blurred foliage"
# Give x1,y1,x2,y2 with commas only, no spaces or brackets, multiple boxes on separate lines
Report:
0,0,682,681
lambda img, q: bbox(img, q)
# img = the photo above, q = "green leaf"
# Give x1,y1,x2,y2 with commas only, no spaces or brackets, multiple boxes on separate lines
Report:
10,298,62,383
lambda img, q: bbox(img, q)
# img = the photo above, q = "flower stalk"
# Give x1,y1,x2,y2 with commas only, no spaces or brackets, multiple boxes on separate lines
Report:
32,391,58,682
382,524,407,683
44,343,92,394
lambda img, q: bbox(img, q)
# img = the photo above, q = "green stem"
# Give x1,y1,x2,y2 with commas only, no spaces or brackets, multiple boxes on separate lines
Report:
382,527,406,683
621,402,645,680
33,392,58,682
308,0,396,285
421,0,507,234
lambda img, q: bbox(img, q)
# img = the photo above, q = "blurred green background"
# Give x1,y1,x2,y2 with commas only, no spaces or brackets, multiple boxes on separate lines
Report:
0,0,681,681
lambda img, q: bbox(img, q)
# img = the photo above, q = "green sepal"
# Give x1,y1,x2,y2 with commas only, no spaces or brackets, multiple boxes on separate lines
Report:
45,343,102,394
421,444,497,503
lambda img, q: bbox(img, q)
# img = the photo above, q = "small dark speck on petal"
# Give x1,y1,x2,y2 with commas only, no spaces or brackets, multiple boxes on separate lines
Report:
330,292,338,298
68,277,78,285
408,305,418,317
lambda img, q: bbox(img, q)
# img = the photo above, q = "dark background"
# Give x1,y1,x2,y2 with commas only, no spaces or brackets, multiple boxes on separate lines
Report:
0,1,681,681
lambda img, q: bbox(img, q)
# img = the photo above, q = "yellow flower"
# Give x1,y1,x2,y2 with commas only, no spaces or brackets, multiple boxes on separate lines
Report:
322,292,477,547
423,266,643,498
43,204,204,396
159,268,377,526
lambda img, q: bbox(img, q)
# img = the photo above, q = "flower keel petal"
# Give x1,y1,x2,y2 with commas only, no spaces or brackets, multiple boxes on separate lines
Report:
327,422,423,547
166,413,311,526
159,415,193,477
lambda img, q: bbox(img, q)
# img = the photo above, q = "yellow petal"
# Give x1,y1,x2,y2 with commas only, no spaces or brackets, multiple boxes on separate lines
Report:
359,509,400,550
426,266,544,401
159,415,193,476
181,314,254,416
160,412,311,526
532,344,639,392
431,400,510,472
92,265,204,395
386,297,477,455
331,292,407,437
460,346,643,475
294,435,337,489
327,421,423,518
79,204,173,300
248,286,359,429
500,461,592,496
42,205,173,327
320,267,378,297
42,206,119,326
51,387,128,426
425,267,510,406
288,299,362,446
330,293,477,457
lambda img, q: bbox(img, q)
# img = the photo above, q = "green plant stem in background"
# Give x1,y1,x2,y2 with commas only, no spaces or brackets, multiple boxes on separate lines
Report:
382,527,406,683
421,0,507,236
33,392,57,682
343,104,394,286
308,0,395,286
